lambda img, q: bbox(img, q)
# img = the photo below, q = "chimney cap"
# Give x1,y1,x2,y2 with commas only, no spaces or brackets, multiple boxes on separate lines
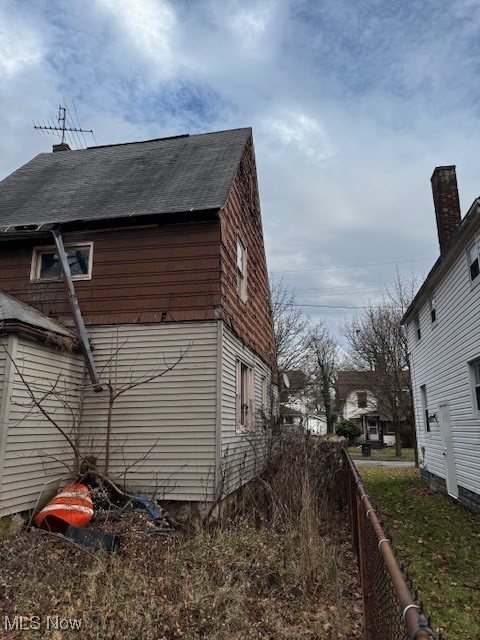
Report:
431,165,456,181
52,142,71,152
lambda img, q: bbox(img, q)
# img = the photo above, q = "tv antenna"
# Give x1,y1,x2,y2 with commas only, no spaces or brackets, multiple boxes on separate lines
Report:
33,103,96,149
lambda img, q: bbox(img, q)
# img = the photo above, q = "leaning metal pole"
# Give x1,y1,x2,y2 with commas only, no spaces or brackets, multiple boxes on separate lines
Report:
342,449,436,640
52,229,102,392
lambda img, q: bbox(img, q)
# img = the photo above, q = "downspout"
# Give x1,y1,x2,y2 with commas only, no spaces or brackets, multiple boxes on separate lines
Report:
52,229,102,392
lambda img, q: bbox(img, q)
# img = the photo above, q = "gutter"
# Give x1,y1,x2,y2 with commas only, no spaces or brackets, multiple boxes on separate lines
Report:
52,229,102,392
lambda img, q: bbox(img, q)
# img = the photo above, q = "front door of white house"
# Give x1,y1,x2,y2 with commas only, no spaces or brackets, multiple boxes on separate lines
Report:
439,403,458,499
368,419,379,441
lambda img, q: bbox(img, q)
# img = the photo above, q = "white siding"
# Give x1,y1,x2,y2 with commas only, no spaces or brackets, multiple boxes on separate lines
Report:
0,336,84,516
408,236,480,498
79,323,218,501
220,326,273,497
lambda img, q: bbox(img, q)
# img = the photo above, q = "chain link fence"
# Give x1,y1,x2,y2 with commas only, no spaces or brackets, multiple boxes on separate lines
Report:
341,448,442,640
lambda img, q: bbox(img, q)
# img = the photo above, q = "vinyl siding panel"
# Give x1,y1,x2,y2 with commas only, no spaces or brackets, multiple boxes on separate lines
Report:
0,336,84,516
220,326,272,496
408,239,480,499
79,322,218,501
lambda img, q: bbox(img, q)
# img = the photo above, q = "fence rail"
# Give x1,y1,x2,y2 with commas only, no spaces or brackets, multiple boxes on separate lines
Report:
341,449,439,640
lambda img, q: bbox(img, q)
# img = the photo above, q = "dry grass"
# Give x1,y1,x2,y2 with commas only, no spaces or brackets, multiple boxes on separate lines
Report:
0,434,363,639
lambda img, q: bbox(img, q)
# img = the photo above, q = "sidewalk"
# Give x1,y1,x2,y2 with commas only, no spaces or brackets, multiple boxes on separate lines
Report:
353,459,416,468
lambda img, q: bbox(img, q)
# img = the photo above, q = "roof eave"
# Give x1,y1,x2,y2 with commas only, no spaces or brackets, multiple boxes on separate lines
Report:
402,198,480,325
0,207,222,241
0,320,78,350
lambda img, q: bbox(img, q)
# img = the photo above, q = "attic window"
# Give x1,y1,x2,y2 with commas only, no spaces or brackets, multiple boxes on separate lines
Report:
237,238,247,302
429,296,437,324
31,243,93,281
468,240,479,282
357,392,367,408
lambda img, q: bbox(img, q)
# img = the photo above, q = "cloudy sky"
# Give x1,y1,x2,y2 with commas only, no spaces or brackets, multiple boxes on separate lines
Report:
2,0,480,340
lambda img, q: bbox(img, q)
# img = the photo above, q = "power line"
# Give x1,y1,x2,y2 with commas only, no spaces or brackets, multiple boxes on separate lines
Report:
288,303,366,309
271,257,435,274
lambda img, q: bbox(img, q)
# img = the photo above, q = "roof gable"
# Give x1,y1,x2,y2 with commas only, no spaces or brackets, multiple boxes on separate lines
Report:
0,128,252,230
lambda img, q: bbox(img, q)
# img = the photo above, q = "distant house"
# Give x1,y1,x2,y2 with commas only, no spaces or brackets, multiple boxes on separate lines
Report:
403,166,480,514
336,370,413,447
0,128,277,517
279,370,327,436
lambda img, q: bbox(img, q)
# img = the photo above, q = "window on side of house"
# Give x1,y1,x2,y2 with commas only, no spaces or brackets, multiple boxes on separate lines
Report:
236,360,254,432
429,296,437,324
31,243,93,281
470,360,480,413
357,391,367,408
261,375,267,412
414,316,421,341
236,238,247,302
468,240,480,282
420,384,430,433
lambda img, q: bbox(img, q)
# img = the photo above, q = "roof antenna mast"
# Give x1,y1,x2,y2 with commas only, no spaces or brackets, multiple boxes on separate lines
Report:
33,102,95,150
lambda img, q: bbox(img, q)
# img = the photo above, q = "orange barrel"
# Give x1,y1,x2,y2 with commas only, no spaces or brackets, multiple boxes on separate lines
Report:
34,483,94,533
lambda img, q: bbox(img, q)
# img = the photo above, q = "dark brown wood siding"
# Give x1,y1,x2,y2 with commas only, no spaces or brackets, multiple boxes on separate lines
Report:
219,137,276,370
0,222,222,325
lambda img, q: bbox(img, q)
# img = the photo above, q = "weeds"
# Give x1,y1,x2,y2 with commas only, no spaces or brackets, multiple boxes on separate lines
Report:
0,433,362,639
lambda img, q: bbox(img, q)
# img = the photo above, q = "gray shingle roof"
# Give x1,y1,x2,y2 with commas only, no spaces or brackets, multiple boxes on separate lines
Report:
0,128,251,229
0,290,73,336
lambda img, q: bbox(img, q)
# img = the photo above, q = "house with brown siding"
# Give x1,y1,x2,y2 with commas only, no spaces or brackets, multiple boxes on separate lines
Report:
0,128,277,516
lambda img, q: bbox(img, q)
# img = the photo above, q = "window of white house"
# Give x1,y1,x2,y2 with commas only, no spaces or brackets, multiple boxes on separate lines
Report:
385,423,396,435
468,240,479,282
236,360,254,432
470,360,480,413
31,243,93,281
429,296,437,324
357,391,367,408
236,239,247,302
414,316,421,341
420,384,430,433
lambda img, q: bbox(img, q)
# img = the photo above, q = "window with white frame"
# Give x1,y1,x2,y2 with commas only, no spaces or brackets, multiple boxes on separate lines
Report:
31,243,93,281
236,360,254,432
468,239,480,282
236,238,247,302
470,360,480,413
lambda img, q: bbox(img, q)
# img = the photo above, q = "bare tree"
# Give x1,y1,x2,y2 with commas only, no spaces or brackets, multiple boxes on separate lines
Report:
308,322,338,434
0,333,188,497
270,275,311,373
342,274,416,457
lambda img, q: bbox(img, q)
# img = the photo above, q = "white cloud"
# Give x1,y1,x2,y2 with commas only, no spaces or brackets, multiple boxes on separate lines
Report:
97,0,177,77
230,4,273,52
262,110,333,162
0,18,42,79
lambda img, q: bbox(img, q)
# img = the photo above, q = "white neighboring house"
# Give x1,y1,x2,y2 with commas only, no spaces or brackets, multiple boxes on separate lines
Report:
281,396,327,436
403,165,480,514
280,372,327,436
336,370,399,446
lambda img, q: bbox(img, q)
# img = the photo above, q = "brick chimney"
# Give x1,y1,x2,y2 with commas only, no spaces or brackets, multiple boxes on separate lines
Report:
431,165,461,253
52,142,71,152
